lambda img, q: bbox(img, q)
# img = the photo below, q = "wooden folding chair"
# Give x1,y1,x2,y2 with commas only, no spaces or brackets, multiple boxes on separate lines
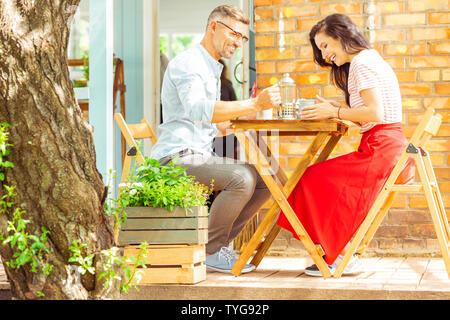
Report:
334,107,450,278
114,113,157,184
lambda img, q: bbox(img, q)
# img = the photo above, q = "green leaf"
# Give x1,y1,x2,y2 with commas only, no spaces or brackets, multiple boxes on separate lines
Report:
18,251,31,266
2,161,14,168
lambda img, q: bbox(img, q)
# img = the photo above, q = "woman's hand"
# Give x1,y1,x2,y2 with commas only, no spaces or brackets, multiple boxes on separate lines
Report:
300,95,340,120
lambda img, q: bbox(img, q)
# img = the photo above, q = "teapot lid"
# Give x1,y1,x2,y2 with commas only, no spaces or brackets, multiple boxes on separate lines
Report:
278,73,295,85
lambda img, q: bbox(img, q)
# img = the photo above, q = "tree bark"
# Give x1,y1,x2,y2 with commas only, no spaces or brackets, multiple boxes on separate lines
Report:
0,0,117,299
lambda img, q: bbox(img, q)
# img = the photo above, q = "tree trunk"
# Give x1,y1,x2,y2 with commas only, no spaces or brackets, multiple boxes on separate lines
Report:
0,0,118,299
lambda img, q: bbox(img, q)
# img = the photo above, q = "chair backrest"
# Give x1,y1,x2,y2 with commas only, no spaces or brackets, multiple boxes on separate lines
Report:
114,113,157,166
395,107,442,185
409,107,442,151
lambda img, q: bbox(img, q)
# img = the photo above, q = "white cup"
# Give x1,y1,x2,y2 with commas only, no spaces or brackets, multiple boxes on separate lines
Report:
296,99,316,119
258,108,273,120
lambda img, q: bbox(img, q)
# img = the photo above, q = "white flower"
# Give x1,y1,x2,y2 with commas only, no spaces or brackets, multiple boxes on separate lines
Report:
131,182,143,188
129,189,137,195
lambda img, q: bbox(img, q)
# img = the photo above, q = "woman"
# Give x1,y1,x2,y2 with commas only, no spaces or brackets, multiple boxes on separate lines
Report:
277,13,415,276
214,59,238,158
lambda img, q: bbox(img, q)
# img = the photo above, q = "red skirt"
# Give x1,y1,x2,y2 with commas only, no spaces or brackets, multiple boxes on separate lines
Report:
277,123,415,265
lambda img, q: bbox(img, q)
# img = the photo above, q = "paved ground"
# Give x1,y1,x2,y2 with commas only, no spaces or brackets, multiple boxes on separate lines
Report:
1,256,449,300
123,256,450,300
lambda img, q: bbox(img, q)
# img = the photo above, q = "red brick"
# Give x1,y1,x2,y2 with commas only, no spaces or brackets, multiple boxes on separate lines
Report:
320,3,361,15
256,35,275,47
410,195,450,209
255,20,296,33
429,12,450,24
255,0,271,6
257,62,275,74
426,239,440,250
410,28,449,41
391,196,407,209
295,73,328,85
384,57,405,69
277,6,317,18
375,225,408,238
400,84,432,96
403,239,426,250
296,18,321,31
277,60,316,73
419,70,440,82
277,32,309,46
438,181,450,193
434,168,450,180
256,75,277,88
298,87,320,99
402,99,421,110
298,46,313,59
436,83,450,95
396,71,417,83
387,210,431,224
430,42,450,54
430,154,445,166
377,238,401,249
373,1,405,14
423,97,450,110
409,224,437,239
256,48,295,61
408,0,448,12
409,56,450,68
255,7,274,20
384,13,426,26
373,30,406,42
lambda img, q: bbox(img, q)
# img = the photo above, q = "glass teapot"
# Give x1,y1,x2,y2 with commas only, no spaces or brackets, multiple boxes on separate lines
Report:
277,73,297,119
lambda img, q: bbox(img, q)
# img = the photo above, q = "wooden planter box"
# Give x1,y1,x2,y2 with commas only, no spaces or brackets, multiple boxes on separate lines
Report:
123,244,206,284
118,206,208,284
118,206,208,246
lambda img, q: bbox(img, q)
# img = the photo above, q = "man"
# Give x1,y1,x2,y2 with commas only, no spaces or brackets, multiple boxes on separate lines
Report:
150,5,281,273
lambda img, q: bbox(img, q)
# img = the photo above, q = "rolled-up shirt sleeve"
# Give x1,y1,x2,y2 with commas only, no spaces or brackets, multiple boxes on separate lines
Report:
170,68,216,123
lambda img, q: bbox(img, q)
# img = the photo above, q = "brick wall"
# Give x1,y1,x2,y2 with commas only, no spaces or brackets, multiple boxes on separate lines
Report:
253,0,450,257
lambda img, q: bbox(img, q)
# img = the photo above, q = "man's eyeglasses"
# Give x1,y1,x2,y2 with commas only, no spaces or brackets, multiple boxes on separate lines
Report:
216,21,249,43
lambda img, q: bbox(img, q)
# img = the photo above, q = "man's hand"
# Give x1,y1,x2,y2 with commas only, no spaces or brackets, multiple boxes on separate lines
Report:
216,120,232,136
212,85,280,123
255,84,281,111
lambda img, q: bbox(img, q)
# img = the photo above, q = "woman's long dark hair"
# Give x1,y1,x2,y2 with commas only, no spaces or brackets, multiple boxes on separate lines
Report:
309,14,371,105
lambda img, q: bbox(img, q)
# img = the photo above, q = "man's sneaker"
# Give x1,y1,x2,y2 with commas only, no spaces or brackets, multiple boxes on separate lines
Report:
304,263,334,277
304,254,363,277
205,247,256,274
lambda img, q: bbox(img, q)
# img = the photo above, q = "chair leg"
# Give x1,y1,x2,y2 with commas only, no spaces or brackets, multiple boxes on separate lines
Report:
417,153,450,278
250,224,282,267
356,191,398,256
120,155,133,185
334,186,394,278
422,152,450,242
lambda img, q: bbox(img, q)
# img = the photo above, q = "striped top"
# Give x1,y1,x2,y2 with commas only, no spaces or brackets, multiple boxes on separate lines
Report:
348,49,403,133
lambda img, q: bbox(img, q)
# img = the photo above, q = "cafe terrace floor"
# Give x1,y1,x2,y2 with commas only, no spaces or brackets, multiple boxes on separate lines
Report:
1,255,449,300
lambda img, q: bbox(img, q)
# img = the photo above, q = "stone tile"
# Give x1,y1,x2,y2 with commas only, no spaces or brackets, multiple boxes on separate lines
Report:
2,256,450,300
426,259,448,271
421,271,450,282
398,257,430,272
258,256,309,270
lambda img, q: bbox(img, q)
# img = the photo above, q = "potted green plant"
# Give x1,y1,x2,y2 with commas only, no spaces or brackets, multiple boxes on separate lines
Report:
117,157,213,246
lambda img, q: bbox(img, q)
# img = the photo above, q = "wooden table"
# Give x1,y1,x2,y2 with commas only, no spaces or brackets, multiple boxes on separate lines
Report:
230,119,350,278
